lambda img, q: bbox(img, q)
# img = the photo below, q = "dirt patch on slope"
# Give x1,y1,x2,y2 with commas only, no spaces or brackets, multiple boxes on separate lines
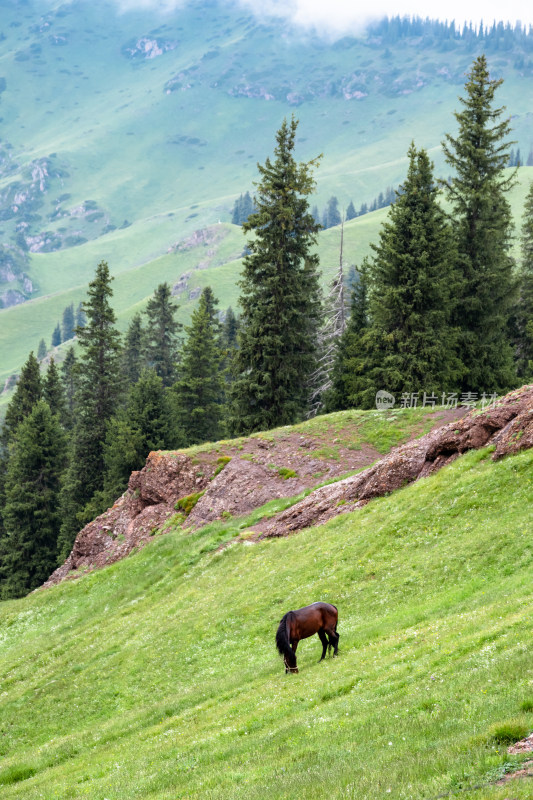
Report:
493,734,533,787
42,406,465,587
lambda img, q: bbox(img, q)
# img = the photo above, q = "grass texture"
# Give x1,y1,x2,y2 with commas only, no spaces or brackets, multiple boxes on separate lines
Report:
0,439,531,799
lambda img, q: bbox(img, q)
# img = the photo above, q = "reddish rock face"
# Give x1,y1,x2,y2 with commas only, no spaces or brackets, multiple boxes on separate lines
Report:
42,451,214,588
42,385,533,589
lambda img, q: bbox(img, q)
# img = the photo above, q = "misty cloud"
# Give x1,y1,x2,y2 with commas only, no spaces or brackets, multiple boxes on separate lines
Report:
65,0,533,33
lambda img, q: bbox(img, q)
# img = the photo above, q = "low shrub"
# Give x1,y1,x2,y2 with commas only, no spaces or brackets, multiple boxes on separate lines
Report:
487,720,529,744
175,490,206,516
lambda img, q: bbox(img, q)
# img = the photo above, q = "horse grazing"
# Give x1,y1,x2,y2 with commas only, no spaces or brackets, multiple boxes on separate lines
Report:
275,601,339,674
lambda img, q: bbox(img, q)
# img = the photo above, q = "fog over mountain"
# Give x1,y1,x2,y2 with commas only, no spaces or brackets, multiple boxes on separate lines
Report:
108,0,533,32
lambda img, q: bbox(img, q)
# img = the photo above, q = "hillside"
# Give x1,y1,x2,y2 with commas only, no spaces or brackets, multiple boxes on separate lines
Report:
2,0,533,382
1,166,532,394
1,397,532,798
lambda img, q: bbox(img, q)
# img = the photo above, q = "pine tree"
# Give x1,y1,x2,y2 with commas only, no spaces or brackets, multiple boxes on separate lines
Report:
0,351,43,541
123,312,146,385
339,145,463,407
173,289,225,445
322,196,341,229
144,283,181,387
515,181,533,378
37,338,47,361
101,369,178,506
230,117,322,433
76,302,86,329
442,55,517,392
345,201,357,220
51,323,61,347
231,191,254,225
0,401,66,598
60,346,78,431
220,306,240,393
232,193,245,225
222,307,239,351
43,357,67,425
1,351,43,452
57,261,123,560
201,285,222,334
311,205,321,226
241,191,254,223
62,303,75,342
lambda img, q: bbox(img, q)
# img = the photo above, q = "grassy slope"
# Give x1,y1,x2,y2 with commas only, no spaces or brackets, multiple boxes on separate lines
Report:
0,424,531,798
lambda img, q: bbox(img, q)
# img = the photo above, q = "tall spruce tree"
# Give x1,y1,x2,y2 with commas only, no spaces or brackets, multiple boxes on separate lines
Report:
230,117,322,433
57,262,123,560
222,307,239,351
221,306,240,392
37,338,47,361
51,323,61,347
1,351,43,452
43,357,67,426
76,302,87,329
123,312,146,385
0,400,66,598
62,303,75,342
345,201,357,221
442,54,517,392
0,351,43,540
173,288,225,445
515,181,533,379
100,369,178,508
60,346,78,431
334,145,462,407
144,283,181,387
323,196,342,229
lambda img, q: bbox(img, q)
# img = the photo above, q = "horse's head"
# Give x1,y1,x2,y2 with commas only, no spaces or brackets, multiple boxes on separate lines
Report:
284,658,299,674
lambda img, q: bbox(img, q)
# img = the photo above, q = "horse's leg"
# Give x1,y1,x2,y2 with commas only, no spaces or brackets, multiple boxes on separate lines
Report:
318,630,328,661
326,627,340,656
289,640,298,673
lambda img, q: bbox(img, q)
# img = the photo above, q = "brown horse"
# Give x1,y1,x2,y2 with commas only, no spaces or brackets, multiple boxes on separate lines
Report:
275,601,339,674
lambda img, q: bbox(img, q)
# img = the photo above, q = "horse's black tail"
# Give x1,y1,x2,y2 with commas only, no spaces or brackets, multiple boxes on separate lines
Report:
276,612,297,671
328,607,338,654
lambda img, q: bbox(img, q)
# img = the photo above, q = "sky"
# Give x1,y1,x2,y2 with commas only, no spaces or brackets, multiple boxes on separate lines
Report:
112,0,533,33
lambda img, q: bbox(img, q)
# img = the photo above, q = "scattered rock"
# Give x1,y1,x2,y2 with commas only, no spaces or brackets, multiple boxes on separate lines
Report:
508,733,533,755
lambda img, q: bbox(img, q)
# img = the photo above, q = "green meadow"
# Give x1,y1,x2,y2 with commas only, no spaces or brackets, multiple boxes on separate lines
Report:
0,422,531,799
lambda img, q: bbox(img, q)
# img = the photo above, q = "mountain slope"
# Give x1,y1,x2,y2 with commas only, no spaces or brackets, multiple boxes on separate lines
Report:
2,164,533,391
1,1,533,338
0,406,532,799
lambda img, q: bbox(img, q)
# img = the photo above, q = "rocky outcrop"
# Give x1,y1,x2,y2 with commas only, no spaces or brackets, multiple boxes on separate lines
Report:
253,385,533,539
43,452,215,588
42,387,532,588
187,458,305,528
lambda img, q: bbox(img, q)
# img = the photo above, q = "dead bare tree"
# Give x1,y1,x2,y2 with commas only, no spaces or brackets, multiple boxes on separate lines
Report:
308,218,349,417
